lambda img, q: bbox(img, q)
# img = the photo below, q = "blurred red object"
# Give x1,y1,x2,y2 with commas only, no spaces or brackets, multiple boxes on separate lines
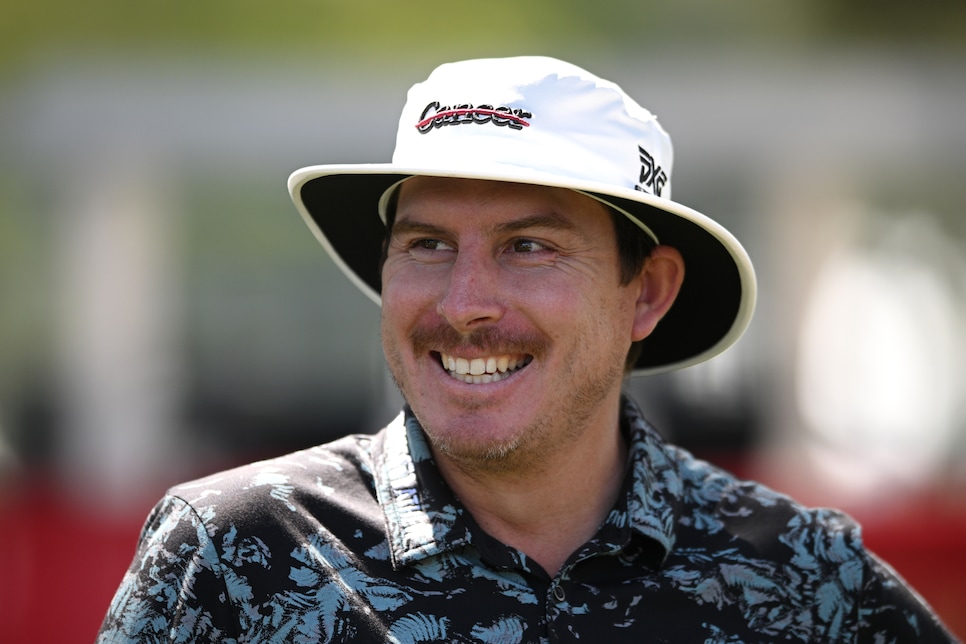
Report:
1,472,963,643
0,476,151,644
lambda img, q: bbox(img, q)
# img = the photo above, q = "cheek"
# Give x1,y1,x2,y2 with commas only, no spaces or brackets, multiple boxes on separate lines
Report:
520,270,628,323
380,290,418,352
379,277,411,353
382,267,431,318
564,282,638,349
380,271,445,355
382,260,449,305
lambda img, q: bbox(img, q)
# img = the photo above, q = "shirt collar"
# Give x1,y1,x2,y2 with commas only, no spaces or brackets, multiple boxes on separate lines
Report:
371,397,681,570
371,411,475,569
620,395,681,563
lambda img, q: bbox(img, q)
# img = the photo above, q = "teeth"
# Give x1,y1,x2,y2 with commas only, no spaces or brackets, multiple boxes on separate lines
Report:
439,352,529,383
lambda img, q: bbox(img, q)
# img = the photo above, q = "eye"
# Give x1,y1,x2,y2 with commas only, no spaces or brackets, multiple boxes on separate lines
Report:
404,238,456,263
510,239,548,253
411,238,455,252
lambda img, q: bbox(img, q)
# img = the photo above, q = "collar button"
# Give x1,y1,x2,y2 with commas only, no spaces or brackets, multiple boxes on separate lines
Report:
552,585,566,603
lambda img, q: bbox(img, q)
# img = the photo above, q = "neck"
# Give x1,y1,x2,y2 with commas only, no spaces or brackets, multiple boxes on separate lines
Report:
432,398,628,577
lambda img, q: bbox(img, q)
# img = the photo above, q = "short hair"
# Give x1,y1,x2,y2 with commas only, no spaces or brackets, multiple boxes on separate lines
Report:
379,189,656,374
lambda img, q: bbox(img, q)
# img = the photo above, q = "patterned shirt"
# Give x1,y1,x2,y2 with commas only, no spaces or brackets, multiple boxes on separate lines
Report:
98,398,957,643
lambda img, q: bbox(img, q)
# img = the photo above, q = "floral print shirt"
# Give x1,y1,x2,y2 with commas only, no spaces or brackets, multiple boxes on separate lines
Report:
98,398,956,643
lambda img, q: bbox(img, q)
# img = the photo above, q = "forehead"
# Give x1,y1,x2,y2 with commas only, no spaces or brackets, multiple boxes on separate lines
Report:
394,177,612,231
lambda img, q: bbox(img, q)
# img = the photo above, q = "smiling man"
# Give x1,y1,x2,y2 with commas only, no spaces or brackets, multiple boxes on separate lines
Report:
98,57,957,643
380,177,684,577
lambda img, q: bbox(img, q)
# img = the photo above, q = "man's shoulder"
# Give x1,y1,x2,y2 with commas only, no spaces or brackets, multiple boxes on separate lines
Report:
665,445,865,563
721,476,861,557
162,432,381,527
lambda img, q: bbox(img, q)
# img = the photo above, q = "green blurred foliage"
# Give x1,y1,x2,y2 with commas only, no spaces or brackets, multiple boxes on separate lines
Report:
3,0,965,75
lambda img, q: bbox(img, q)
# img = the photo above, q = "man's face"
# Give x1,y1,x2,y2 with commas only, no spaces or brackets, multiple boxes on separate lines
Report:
380,177,642,472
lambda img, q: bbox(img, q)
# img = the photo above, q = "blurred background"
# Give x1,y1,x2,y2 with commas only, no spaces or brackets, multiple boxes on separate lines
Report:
1,1,965,640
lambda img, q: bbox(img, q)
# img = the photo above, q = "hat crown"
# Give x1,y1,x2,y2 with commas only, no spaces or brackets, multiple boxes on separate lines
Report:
392,56,674,200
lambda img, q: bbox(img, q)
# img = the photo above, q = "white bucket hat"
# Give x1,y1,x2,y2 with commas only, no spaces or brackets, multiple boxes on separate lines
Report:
288,56,756,375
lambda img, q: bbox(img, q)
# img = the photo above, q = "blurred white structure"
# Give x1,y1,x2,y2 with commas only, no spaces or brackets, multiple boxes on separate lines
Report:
54,147,183,507
796,211,966,503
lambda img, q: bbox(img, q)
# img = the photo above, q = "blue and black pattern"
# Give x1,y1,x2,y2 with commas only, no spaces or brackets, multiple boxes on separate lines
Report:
98,398,957,643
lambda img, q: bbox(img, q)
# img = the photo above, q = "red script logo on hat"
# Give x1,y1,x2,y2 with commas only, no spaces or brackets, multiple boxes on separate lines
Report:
416,101,533,133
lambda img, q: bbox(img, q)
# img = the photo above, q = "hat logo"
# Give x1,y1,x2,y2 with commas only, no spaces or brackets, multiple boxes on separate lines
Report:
416,101,533,133
636,145,668,197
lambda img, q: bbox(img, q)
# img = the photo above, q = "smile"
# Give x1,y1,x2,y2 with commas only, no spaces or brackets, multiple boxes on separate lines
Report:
437,352,531,384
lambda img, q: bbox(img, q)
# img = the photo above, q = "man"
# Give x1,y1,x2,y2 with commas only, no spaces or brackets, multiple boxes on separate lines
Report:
98,56,956,642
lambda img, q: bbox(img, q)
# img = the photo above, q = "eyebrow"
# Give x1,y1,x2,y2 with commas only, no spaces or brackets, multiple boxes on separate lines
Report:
389,219,448,239
490,213,579,236
391,212,580,239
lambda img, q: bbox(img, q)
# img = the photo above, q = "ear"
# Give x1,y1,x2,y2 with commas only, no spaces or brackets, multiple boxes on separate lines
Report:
631,245,685,342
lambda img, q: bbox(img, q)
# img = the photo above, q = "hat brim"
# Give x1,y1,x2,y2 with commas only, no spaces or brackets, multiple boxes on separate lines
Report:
288,164,756,376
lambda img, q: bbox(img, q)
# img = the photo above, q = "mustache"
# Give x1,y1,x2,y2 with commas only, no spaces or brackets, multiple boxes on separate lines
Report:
409,323,549,357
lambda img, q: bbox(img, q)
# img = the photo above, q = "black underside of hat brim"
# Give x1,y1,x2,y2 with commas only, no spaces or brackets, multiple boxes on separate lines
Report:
299,174,742,374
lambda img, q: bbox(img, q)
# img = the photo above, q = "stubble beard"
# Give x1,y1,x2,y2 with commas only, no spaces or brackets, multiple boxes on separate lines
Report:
382,321,627,477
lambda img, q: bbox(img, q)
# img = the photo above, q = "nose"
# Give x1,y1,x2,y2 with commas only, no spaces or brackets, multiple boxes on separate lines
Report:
437,248,506,331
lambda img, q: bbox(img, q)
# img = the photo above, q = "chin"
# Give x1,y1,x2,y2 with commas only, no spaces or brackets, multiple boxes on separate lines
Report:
418,410,547,473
